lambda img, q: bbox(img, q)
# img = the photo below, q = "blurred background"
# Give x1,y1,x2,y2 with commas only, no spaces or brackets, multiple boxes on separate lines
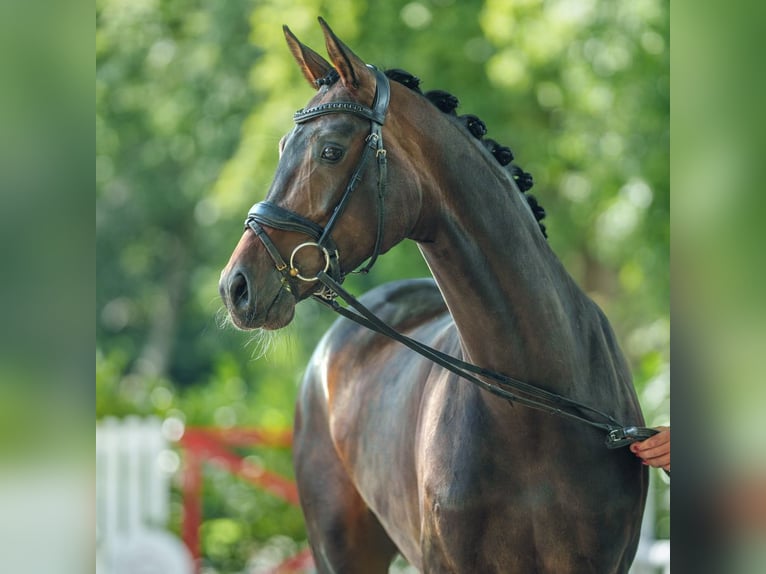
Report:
95,0,669,572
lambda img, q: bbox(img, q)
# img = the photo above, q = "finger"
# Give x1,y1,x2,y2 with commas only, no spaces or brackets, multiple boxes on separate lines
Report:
642,453,670,468
634,432,670,452
635,443,670,459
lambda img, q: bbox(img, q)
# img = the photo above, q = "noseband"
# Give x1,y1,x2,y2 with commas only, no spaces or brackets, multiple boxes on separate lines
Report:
245,66,390,298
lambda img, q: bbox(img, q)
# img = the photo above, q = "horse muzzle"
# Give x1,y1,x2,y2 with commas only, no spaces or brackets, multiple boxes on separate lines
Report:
219,233,300,331
220,265,297,330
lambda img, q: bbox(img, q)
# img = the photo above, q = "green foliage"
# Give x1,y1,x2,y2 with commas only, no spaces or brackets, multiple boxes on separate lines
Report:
97,0,668,571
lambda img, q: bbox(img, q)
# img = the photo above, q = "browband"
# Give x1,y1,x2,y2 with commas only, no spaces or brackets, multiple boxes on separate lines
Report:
294,65,390,126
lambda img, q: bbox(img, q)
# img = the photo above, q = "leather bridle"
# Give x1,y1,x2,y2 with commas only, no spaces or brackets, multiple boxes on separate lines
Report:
245,65,390,299
242,67,661,452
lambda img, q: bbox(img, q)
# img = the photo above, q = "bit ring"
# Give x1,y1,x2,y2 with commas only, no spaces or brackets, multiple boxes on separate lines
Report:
289,242,331,282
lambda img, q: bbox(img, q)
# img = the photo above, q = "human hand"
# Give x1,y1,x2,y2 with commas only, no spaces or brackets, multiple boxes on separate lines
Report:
630,426,670,472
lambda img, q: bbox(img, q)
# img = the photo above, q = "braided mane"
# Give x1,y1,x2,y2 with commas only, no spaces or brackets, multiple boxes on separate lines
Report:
316,68,548,237
384,68,547,238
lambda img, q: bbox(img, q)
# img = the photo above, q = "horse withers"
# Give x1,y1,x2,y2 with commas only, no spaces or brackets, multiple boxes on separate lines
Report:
220,17,649,573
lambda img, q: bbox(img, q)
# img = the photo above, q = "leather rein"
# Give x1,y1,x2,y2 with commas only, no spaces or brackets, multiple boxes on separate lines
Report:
244,67,657,450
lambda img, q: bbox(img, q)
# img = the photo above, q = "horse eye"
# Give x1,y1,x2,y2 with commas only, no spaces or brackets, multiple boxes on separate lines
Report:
320,145,344,162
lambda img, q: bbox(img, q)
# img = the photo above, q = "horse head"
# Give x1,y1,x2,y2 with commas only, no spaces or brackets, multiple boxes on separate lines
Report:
220,18,424,330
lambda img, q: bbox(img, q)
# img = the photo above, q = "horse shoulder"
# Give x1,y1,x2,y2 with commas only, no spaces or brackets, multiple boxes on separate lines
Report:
298,277,449,433
295,279,451,561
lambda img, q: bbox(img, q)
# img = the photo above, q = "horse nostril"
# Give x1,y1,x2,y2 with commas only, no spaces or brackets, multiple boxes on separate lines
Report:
229,271,250,309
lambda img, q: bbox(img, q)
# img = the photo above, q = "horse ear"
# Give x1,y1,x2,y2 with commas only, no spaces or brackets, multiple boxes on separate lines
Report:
318,17,369,91
283,25,333,89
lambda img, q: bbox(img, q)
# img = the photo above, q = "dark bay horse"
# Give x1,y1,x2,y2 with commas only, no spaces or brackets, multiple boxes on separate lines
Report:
220,18,648,573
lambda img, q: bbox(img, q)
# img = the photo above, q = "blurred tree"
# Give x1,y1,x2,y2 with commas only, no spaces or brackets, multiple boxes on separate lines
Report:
97,0,669,569
97,0,258,386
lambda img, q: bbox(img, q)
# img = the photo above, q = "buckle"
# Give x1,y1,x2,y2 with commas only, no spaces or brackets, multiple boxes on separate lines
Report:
605,426,659,449
314,285,338,301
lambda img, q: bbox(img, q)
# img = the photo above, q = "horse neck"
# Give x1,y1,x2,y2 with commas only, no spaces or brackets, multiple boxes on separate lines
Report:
414,130,587,392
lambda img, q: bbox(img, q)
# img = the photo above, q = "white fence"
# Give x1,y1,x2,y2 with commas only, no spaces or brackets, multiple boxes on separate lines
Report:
96,416,193,574
631,473,671,573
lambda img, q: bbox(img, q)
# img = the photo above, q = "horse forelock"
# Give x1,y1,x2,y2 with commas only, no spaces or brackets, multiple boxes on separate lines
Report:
315,68,340,87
